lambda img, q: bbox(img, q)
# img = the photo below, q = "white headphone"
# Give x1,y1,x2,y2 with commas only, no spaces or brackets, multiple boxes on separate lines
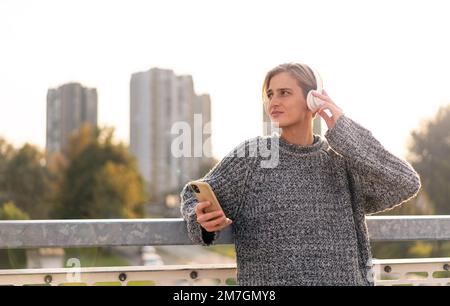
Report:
306,67,324,112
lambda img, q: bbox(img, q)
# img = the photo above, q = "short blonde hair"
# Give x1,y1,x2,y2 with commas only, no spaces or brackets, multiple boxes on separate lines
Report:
262,62,318,105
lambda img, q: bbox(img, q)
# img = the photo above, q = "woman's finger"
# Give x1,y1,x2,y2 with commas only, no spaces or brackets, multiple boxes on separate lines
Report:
202,215,227,229
312,90,336,106
206,218,233,232
317,103,344,129
318,107,332,126
316,99,334,114
197,210,224,223
195,201,211,215
318,98,342,116
317,99,339,119
312,90,331,101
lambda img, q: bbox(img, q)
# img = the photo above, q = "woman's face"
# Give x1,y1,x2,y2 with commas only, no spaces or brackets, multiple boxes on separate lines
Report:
265,72,312,128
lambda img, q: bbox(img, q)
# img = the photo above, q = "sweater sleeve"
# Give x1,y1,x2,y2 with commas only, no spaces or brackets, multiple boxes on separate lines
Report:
324,114,421,215
179,138,255,246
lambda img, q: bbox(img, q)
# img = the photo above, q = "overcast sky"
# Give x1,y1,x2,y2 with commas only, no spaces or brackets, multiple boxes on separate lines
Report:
1,0,449,159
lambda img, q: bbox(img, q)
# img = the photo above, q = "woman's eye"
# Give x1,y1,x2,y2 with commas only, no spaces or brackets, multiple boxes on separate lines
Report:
281,90,289,96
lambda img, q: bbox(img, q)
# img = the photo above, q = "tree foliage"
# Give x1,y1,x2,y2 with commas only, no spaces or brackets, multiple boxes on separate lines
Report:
0,139,50,219
0,201,29,269
0,201,29,220
407,104,450,214
372,104,450,259
51,124,147,219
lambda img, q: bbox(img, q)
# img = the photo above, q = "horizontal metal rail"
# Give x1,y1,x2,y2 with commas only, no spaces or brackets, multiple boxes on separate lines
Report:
0,259,449,286
0,216,449,249
0,263,237,286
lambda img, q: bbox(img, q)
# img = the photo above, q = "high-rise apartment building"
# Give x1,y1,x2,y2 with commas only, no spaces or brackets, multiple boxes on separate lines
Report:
130,68,212,202
46,83,98,154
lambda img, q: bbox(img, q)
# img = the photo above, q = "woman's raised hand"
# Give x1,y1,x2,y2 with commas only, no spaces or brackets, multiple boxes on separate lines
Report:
312,89,343,129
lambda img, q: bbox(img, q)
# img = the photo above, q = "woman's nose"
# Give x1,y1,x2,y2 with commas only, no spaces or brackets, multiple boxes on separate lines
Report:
268,96,280,106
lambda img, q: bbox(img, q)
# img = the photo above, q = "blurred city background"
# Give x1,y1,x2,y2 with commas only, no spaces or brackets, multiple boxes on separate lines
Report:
0,0,449,282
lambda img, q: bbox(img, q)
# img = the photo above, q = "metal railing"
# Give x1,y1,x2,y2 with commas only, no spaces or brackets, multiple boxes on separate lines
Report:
0,216,449,286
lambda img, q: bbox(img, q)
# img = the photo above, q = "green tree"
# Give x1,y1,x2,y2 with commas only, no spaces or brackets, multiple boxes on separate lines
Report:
0,202,29,268
0,138,15,201
51,124,147,219
1,142,51,219
407,104,450,215
372,105,450,260
0,201,30,220
91,161,145,218
0,138,14,160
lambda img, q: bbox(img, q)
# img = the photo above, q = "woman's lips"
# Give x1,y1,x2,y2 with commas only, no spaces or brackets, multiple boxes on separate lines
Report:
271,112,283,117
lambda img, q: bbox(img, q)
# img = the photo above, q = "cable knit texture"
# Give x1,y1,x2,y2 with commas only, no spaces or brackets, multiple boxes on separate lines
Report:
180,114,421,286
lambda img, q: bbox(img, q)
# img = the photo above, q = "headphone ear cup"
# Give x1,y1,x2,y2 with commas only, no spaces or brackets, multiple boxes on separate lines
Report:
306,90,316,111
307,66,323,112
307,90,324,112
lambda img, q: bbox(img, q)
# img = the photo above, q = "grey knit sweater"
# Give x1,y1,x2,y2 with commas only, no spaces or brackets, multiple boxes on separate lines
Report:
180,114,421,286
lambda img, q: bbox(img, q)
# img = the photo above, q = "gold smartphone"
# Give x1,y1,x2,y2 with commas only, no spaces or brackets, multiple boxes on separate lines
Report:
189,181,223,213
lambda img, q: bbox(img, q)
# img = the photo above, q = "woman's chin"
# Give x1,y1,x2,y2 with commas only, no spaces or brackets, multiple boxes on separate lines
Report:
270,120,287,128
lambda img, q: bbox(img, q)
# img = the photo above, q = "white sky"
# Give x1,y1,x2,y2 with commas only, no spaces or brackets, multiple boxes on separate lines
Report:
0,0,449,160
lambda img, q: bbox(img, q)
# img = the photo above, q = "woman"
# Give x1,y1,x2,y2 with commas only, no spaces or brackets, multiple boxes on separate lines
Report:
180,62,421,286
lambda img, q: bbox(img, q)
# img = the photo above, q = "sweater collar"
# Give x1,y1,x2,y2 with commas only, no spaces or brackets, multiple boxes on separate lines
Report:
274,134,326,155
